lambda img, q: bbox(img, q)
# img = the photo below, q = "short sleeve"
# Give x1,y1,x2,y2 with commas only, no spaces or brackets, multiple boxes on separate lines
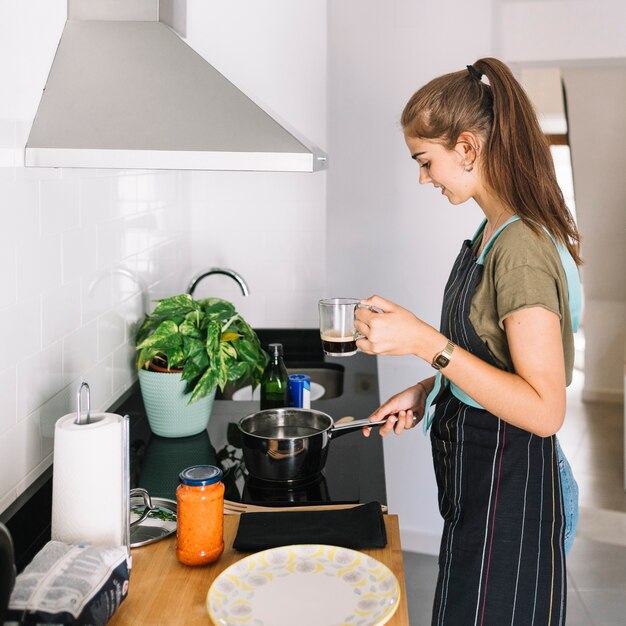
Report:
495,265,561,329
469,219,574,384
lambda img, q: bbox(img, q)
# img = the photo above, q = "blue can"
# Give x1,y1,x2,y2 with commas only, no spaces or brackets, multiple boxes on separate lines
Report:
288,374,311,409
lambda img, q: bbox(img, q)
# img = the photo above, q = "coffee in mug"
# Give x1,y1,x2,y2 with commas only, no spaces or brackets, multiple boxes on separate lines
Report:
320,331,358,356
318,298,360,357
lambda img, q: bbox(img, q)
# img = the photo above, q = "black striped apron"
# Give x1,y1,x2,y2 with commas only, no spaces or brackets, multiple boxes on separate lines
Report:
430,237,567,626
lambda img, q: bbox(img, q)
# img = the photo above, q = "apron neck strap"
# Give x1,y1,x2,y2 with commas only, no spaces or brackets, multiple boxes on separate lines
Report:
473,214,581,332
476,214,521,265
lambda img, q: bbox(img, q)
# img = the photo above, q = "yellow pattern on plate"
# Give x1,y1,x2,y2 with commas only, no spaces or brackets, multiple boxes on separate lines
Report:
207,544,400,626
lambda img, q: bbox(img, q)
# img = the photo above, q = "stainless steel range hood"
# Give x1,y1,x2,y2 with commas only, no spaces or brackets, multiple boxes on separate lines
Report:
25,1,327,172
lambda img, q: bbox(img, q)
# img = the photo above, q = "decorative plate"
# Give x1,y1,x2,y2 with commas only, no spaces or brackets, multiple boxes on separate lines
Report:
232,382,325,402
207,544,400,626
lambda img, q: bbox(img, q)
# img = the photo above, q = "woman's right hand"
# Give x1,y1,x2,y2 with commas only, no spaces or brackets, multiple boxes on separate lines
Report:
363,382,429,437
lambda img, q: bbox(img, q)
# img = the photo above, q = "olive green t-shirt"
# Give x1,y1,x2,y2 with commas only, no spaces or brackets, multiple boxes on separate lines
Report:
469,219,575,385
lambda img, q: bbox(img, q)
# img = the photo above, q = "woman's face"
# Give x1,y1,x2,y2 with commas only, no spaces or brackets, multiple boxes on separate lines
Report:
404,134,476,205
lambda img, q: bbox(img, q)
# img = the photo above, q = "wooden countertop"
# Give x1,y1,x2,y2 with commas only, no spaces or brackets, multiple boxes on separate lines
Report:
109,514,409,625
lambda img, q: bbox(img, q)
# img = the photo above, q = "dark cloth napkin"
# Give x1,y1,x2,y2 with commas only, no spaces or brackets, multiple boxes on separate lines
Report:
232,501,387,552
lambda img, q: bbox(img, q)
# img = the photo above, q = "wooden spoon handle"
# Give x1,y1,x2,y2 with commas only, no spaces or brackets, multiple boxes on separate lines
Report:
223,500,387,514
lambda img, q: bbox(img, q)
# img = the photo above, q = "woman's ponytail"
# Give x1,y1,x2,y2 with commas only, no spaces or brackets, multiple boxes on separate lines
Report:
402,57,581,264
473,58,581,263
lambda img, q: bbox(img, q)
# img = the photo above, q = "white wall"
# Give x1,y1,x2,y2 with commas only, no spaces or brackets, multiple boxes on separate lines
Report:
0,0,191,515
328,0,494,553
499,0,626,404
179,0,328,329
561,66,626,403
499,0,626,65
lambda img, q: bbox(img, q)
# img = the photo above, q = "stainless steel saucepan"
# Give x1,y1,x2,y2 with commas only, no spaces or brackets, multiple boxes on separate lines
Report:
238,408,387,483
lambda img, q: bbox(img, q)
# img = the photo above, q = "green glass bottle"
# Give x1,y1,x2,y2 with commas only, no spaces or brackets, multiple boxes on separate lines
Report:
260,343,289,410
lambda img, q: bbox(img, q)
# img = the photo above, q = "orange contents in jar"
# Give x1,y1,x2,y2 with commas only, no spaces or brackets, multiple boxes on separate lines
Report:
176,465,224,566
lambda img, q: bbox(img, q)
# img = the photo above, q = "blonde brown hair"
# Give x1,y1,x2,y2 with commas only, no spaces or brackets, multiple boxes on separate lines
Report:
401,57,582,264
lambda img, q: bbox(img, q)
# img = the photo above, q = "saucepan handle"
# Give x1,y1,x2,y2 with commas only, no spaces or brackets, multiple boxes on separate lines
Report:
330,416,389,438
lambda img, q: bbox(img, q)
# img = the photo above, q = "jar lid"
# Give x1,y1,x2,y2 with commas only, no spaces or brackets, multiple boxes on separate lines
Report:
179,465,222,486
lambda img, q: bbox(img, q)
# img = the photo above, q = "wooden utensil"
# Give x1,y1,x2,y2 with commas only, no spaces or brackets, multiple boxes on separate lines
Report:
223,499,387,515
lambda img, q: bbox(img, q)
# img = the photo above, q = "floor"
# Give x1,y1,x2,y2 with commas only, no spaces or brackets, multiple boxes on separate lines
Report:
402,369,626,625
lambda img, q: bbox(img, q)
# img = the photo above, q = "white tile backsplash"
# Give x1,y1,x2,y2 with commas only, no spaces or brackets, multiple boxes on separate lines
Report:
17,340,64,417
97,311,126,359
0,160,191,514
1,0,327,517
40,178,81,236
38,385,73,445
81,268,114,324
3,297,42,367
17,233,63,302
62,226,99,285
63,321,99,383
13,413,42,481
188,170,327,330
112,342,136,394
0,367,17,436
42,282,82,347
111,175,138,218
16,454,53,498
0,164,191,513
4,180,40,240
0,429,18,497
80,176,113,225
0,237,17,307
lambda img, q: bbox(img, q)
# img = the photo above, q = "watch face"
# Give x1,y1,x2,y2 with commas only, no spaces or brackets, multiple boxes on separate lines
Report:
434,354,449,368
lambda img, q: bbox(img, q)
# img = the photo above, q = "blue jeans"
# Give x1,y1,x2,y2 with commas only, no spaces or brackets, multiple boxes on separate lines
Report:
556,438,579,555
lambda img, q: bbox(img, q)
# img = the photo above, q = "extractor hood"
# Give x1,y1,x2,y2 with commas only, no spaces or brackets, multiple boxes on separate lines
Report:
25,1,327,172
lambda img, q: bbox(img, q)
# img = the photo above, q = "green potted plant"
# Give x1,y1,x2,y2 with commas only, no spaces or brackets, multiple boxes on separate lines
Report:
135,294,267,438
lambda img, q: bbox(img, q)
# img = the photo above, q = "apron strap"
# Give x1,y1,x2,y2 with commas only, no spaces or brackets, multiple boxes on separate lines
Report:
422,374,442,432
423,374,482,432
476,215,520,265
543,231,582,333
423,215,582,432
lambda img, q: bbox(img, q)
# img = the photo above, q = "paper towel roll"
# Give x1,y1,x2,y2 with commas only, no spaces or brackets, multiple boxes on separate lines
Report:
51,412,127,547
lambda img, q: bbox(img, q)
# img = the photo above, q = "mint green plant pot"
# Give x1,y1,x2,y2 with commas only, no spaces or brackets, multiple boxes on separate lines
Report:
138,368,216,438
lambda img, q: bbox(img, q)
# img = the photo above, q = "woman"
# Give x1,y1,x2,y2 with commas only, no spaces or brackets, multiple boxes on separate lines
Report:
355,58,581,626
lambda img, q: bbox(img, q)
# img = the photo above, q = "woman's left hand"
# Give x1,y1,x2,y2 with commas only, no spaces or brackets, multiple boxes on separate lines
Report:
354,295,432,356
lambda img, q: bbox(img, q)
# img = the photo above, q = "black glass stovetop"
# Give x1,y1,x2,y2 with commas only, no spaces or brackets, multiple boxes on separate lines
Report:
132,428,361,507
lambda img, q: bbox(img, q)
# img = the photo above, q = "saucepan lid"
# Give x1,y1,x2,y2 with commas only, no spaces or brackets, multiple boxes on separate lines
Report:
129,492,177,548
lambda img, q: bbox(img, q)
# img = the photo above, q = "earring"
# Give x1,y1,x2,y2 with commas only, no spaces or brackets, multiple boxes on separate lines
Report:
464,164,473,172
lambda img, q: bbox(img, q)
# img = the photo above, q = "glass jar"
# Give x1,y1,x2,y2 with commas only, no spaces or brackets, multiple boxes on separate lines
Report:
176,465,224,566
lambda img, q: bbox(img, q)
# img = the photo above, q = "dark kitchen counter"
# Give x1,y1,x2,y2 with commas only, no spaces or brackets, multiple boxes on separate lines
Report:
124,329,387,507
1,330,387,571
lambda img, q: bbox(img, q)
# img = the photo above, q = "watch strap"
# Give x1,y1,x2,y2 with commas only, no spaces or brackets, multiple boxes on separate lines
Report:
432,340,455,370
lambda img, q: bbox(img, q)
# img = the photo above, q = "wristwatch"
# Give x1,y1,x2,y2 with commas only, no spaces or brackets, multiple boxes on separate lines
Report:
432,340,455,370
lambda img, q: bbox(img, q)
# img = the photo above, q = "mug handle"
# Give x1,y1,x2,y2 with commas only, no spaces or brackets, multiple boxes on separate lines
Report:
355,303,384,314
354,303,383,340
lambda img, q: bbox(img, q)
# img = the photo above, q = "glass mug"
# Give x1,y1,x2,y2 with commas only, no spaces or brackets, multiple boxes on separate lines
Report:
318,298,381,357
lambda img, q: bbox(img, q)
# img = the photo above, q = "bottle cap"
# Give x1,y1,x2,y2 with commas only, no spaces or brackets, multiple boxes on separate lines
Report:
179,465,222,486
268,343,283,356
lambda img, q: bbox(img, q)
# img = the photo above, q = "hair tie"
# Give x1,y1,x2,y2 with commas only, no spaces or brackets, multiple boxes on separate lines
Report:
466,65,483,81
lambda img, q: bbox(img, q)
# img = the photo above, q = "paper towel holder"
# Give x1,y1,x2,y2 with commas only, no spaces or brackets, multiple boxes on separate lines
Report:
75,382,91,425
